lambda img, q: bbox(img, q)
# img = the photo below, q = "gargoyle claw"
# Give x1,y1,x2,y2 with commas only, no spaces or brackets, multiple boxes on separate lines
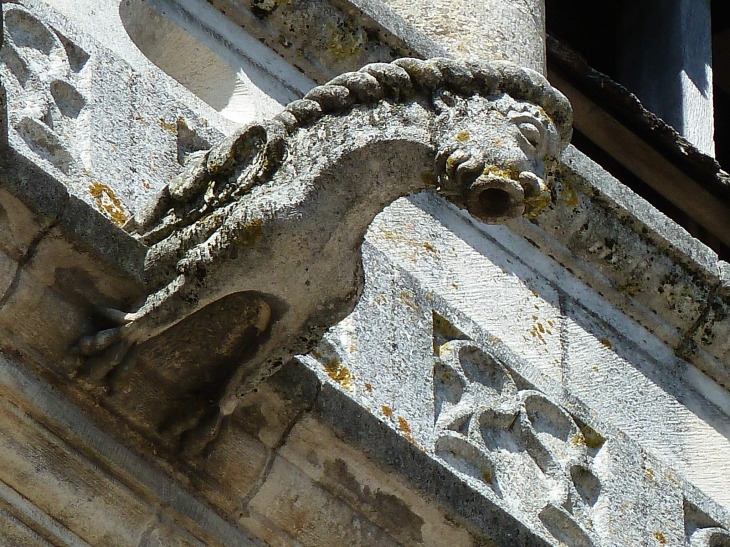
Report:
77,326,125,356
74,306,140,389
106,343,139,394
77,338,133,385
181,409,224,459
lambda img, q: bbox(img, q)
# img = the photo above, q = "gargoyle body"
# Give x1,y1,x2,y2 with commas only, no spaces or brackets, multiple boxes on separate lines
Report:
76,58,572,454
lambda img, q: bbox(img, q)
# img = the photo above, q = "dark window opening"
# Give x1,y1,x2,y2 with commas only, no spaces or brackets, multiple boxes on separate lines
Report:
545,1,620,79
547,0,730,259
712,0,730,170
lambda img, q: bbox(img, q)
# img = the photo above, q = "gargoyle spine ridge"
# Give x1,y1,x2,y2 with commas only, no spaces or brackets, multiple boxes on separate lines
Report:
133,58,572,248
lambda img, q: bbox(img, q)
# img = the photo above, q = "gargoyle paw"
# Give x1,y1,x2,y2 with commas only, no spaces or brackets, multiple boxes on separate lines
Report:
73,309,140,393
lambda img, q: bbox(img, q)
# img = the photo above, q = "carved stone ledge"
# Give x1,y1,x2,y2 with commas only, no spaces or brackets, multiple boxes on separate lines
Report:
0,1,227,223
304,245,730,545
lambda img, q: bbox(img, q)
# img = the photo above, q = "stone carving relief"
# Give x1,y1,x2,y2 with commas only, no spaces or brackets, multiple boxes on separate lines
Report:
432,314,604,546
72,58,572,455
685,499,730,547
1,4,89,176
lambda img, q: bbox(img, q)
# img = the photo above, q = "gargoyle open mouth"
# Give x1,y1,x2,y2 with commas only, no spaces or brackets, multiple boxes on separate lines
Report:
466,170,551,224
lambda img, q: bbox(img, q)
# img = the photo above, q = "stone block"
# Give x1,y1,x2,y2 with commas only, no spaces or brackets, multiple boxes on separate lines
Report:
691,296,730,385
0,193,145,373
231,358,320,448
0,192,144,372
279,415,478,547
0,151,68,262
0,267,90,373
1,1,226,221
380,0,545,72
141,523,205,547
365,196,564,383
0,351,253,547
534,172,710,339
0,508,52,547
563,300,730,510
249,455,402,547
0,250,16,304
0,401,152,547
203,420,269,503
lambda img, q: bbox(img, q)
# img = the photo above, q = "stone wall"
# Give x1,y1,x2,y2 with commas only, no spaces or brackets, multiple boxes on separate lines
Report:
2,1,730,546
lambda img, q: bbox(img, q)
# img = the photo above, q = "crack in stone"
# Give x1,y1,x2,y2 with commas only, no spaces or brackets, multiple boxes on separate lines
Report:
557,291,570,400
674,281,720,361
0,208,64,311
136,512,160,547
238,373,321,516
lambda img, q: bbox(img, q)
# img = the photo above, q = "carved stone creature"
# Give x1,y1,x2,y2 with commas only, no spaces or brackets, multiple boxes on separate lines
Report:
75,58,572,455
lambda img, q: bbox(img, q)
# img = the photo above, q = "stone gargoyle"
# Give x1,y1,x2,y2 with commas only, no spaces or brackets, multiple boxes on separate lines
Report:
75,58,572,455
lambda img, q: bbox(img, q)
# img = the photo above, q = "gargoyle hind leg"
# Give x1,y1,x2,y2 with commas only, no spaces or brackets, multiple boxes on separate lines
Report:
171,321,304,458
75,273,204,391
174,336,283,458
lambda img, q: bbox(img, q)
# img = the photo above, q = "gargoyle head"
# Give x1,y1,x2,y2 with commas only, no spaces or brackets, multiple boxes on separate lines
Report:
432,67,570,224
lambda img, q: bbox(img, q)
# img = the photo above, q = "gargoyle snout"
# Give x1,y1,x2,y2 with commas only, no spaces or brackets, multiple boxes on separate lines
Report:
465,171,551,224
466,173,524,223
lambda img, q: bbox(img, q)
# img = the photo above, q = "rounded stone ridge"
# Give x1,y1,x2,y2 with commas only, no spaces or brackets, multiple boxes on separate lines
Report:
282,58,573,148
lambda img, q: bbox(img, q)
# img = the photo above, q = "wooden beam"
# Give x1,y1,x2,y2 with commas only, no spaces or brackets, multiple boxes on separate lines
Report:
549,70,730,248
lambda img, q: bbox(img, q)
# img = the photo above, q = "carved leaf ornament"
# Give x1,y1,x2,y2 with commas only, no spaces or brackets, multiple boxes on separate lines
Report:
433,336,605,546
1,5,89,175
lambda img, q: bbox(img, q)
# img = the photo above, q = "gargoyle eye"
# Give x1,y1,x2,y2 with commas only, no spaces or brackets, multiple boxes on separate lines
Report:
517,121,542,148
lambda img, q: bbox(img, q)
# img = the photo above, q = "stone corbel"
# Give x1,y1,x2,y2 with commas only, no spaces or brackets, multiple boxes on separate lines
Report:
72,58,572,454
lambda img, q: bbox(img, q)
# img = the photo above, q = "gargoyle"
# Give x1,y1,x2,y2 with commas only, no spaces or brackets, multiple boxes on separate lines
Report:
75,58,572,455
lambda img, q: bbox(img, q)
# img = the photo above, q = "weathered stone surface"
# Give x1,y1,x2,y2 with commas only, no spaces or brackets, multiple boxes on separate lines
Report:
0,150,146,374
249,456,403,547
70,58,571,458
0,249,16,306
380,0,546,72
305,262,730,544
3,3,730,547
279,414,488,547
1,1,227,222
0,349,257,547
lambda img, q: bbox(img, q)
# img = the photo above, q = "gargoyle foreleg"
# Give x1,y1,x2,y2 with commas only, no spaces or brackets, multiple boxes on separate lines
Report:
75,272,214,391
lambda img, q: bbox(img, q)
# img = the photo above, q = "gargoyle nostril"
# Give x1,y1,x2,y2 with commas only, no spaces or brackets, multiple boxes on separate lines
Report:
518,171,547,198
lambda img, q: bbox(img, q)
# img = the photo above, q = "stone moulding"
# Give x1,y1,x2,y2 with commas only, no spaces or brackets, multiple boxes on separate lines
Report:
72,57,572,454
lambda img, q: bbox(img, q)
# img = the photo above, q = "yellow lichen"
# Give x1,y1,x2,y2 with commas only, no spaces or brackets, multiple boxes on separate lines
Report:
158,118,177,132
423,242,439,255
482,165,520,180
561,181,579,208
89,182,128,226
399,291,419,312
579,424,605,449
456,130,470,142
324,20,364,60
239,219,264,247
323,358,352,391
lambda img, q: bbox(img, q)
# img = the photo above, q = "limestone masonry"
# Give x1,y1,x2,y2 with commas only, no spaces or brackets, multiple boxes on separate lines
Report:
1,1,730,546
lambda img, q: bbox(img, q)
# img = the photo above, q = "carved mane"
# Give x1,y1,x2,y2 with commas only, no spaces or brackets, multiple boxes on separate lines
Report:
132,58,572,247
